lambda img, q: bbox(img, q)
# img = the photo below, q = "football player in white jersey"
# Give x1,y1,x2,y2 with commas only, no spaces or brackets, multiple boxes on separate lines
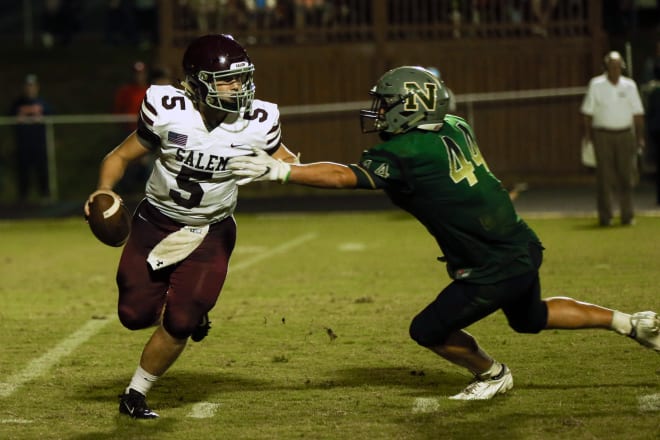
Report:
84,34,297,419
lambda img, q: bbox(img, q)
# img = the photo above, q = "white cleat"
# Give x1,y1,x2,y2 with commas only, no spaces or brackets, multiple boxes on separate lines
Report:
449,364,513,401
630,311,660,352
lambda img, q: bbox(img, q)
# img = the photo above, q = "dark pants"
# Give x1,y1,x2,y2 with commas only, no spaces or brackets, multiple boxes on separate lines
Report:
17,141,49,200
592,128,637,225
409,243,547,348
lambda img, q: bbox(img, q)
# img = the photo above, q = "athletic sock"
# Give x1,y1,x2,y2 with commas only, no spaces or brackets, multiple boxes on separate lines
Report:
477,360,503,381
610,310,633,336
126,365,159,396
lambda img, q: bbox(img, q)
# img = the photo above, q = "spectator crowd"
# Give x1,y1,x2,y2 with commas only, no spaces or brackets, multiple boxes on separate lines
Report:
35,1,660,49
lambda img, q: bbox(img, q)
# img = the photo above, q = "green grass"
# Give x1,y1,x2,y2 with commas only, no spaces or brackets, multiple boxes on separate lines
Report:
0,212,658,440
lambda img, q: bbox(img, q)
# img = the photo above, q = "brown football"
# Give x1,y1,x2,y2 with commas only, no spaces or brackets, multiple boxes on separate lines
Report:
87,193,131,247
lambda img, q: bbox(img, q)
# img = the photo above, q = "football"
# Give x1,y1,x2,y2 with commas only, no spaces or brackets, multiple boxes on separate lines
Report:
87,192,131,247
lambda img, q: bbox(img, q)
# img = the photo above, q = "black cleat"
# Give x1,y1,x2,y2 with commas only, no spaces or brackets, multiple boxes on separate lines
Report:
190,313,211,342
119,389,159,419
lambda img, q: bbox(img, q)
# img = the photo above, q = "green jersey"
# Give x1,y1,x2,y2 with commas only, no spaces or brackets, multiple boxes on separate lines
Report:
348,115,541,284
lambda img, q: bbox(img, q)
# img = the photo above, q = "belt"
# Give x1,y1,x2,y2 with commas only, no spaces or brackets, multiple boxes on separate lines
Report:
594,127,631,133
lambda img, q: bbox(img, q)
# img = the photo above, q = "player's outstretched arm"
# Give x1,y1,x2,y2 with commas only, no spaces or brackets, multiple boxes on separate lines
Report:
288,162,357,188
228,148,357,188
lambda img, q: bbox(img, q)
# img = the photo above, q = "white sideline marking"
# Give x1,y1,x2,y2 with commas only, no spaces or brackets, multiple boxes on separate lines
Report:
235,245,268,254
0,319,110,398
412,397,440,413
0,418,32,424
231,233,317,272
187,402,221,418
338,242,365,252
0,234,317,403
638,393,660,412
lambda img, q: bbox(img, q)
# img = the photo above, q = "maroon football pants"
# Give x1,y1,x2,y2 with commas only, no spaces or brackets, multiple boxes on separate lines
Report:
116,200,236,339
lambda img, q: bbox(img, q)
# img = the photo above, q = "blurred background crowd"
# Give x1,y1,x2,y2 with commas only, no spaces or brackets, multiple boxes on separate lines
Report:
1,1,657,49
0,0,658,211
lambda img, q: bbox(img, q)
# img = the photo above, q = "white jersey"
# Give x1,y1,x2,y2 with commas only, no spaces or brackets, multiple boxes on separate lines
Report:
580,74,644,130
137,85,281,225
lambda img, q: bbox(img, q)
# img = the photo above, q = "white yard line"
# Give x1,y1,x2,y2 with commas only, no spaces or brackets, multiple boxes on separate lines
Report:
0,232,316,408
0,319,110,398
230,232,317,272
638,393,660,412
338,242,366,251
187,402,222,418
412,397,440,413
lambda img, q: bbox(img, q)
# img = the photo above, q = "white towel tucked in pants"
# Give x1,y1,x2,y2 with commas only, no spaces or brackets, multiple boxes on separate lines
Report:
147,225,209,270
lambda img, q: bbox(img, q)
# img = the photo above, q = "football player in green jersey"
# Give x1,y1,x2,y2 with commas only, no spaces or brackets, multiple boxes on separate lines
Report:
228,66,660,400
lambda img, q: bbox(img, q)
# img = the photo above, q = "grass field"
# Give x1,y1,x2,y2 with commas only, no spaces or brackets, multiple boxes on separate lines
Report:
0,211,658,440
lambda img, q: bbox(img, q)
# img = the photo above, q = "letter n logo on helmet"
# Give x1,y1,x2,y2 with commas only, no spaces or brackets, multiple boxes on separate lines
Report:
403,82,437,112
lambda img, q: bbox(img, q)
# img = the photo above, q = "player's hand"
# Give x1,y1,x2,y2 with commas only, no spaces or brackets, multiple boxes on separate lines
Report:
84,189,121,219
228,148,291,185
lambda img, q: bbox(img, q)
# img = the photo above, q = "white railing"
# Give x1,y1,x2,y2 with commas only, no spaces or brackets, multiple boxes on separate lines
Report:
0,86,587,200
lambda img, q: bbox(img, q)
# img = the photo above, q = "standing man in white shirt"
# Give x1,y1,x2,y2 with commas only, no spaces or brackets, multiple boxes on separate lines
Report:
581,51,645,226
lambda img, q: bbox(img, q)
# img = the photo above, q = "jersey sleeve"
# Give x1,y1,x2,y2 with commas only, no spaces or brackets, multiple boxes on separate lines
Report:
264,118,281,154
136,86,164,151
348,148,411,192
253,101,282,154
348,163,383,189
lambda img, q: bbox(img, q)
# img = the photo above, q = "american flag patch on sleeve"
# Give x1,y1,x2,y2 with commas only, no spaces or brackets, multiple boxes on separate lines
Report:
168,131,188,146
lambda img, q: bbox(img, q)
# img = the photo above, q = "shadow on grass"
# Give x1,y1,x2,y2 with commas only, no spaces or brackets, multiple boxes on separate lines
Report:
69,417,180,440
395,406,654,440
77,365,649,407
68,372,274,440
65,367,467,440
318,367,654,396
67,368,654,440
76,371,272,406
76,366,468,407
318,366,467,393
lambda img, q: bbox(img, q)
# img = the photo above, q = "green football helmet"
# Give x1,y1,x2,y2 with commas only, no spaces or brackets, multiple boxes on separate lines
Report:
360,66,450,135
